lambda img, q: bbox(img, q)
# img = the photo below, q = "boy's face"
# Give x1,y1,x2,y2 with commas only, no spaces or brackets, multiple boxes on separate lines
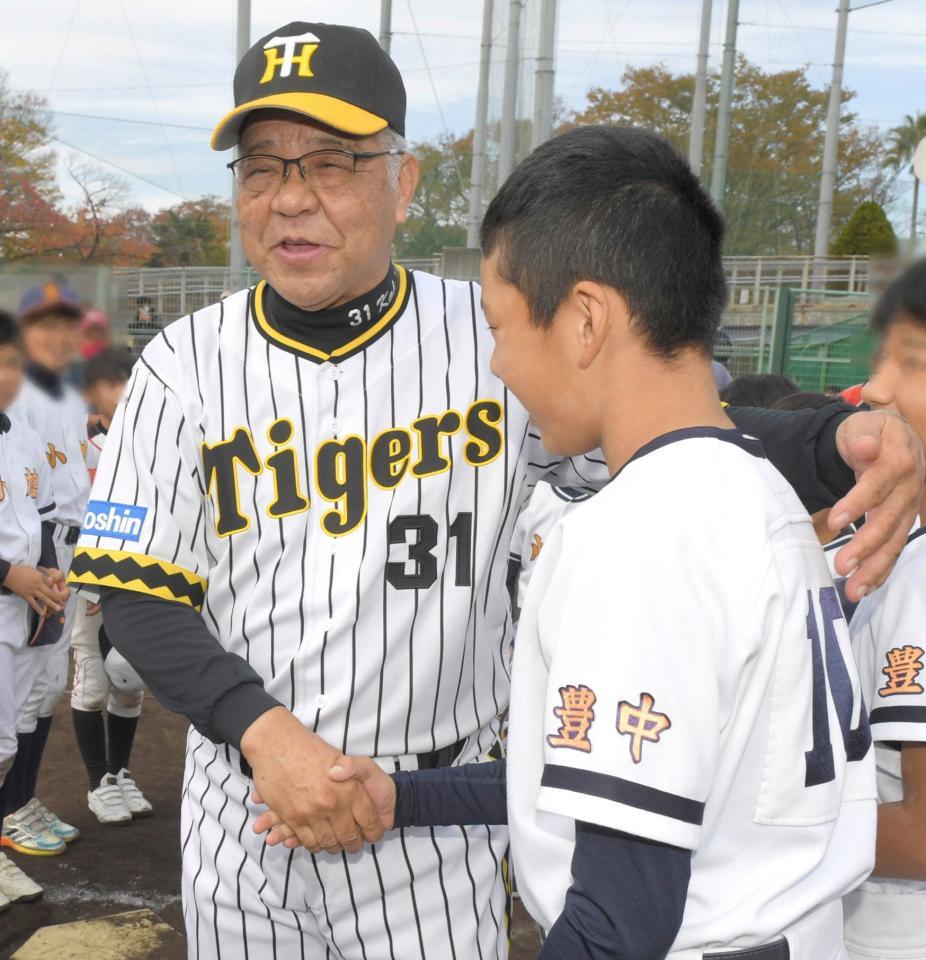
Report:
85,377,128,422
862,315,926,450
21,311,79,372
0,344,23,411
480,252,597,456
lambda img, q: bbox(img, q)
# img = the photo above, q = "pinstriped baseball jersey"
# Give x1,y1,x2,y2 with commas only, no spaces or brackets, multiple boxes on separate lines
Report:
844,527,926,956
70,267,600,760
10,378,89,529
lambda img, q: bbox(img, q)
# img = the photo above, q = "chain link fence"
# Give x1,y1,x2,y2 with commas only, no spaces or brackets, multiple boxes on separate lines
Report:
1,258,876,385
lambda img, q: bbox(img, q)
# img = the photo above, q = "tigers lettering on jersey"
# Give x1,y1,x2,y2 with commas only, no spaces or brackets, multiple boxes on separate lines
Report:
202,399,504,538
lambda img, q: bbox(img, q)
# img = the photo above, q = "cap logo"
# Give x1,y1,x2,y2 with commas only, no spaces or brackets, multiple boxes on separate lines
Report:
260,31,320,84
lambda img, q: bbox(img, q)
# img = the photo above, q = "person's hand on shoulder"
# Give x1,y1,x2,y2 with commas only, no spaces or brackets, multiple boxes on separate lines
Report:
831,408,925,600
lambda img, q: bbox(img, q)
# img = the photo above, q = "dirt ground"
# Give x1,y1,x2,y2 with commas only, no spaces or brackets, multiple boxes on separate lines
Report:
0,695,540,959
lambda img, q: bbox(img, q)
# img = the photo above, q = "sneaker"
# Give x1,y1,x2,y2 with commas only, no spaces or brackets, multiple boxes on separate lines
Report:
0,888,9,913
87,775,132,825
32,799,80,844
0,852,42,902
114,769,153,818
1,801,66,856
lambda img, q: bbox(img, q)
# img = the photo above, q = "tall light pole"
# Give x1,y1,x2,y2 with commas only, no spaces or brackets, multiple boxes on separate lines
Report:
709,0,739,212
813,0,851,260
498,0,523,185
229,0,250,279
379,0,393,55
467,0,495,248
531,0,557,151
688,0,712,178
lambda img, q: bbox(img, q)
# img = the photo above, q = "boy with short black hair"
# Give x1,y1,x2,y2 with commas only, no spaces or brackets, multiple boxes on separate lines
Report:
3,282,90,856
71,346,151,824
0,309,68,905
843,259,926,960
270,126,878,959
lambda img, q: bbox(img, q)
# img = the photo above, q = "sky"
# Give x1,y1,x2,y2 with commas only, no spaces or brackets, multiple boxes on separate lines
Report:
2,0,924,228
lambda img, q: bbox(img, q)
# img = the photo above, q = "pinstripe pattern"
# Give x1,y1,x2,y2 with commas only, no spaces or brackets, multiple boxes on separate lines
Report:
76,270,608,958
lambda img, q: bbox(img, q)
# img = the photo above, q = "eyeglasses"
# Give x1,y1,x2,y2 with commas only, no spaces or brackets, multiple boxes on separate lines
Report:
227,148,405,193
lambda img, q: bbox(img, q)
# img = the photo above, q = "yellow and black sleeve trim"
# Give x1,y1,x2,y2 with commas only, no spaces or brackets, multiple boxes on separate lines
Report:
68,547,206,611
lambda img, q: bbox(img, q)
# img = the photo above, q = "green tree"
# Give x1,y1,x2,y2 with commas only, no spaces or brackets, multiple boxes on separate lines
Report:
831,201,897,256
883,112,926,240
567,58,888,255
395,132,471,259
146,196,230,267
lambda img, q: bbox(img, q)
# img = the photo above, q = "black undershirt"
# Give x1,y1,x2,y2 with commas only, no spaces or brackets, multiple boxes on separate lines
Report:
262,262,399,359
25,362,64,399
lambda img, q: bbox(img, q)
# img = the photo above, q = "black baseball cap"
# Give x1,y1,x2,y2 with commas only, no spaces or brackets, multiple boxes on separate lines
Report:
211,21,406,151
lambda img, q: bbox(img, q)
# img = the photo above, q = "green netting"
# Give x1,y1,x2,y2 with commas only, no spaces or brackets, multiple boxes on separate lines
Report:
786,308,876,394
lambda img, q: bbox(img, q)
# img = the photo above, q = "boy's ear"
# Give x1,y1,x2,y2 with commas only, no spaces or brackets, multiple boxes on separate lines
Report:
572,281,613,370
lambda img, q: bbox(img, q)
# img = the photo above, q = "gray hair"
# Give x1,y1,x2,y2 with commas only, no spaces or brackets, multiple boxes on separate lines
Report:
379,128,407,190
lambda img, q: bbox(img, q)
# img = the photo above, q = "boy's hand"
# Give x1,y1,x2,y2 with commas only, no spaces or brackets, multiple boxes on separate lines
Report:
832,409,925,601
4,564,68,614
329,757,396,832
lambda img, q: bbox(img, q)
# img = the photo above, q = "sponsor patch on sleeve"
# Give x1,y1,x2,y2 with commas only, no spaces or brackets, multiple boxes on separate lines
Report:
81,500,148,542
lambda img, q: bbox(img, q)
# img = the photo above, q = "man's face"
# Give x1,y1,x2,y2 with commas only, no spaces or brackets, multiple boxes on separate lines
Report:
21,312,79,373
0,344,23,410
863,315,926,450
480,252,597,456
236,113,418,311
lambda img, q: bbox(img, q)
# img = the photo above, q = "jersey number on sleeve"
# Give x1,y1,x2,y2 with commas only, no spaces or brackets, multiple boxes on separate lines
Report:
804,585,871,787
387,512,473,590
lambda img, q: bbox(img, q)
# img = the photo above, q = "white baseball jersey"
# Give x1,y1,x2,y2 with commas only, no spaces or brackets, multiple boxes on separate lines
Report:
10,377,89,528
844,527,926,959
0,416,56,781
85,426,105,479
0,416,57,571
69,268,605,959
509,482,592,615
508,427,877,955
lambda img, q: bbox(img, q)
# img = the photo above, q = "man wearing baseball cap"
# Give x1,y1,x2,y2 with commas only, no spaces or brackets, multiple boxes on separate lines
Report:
74,20,924,960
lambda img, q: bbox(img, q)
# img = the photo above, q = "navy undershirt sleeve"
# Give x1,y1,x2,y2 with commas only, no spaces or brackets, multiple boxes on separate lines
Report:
392,761,691,957
540,823,691,959
392,759,508,826
728,402,855,514
99,587,281,747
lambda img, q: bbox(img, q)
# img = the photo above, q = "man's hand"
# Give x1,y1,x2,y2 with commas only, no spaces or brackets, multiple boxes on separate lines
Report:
4,564,68,614
832,409,925,600
242,706,387,854
253,755,397,851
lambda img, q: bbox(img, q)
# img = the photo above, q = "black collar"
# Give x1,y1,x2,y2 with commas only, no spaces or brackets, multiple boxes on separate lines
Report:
25,362,63,399
253,263,410,364
0,413,9,434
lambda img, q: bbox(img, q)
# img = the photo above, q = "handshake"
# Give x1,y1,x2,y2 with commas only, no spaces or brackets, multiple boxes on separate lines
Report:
253,755,395,855
241,706,401,856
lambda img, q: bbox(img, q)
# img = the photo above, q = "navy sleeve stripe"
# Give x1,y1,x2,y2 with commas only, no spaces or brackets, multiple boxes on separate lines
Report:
870,705,926,726
541,763,705,826
38,501,57,516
